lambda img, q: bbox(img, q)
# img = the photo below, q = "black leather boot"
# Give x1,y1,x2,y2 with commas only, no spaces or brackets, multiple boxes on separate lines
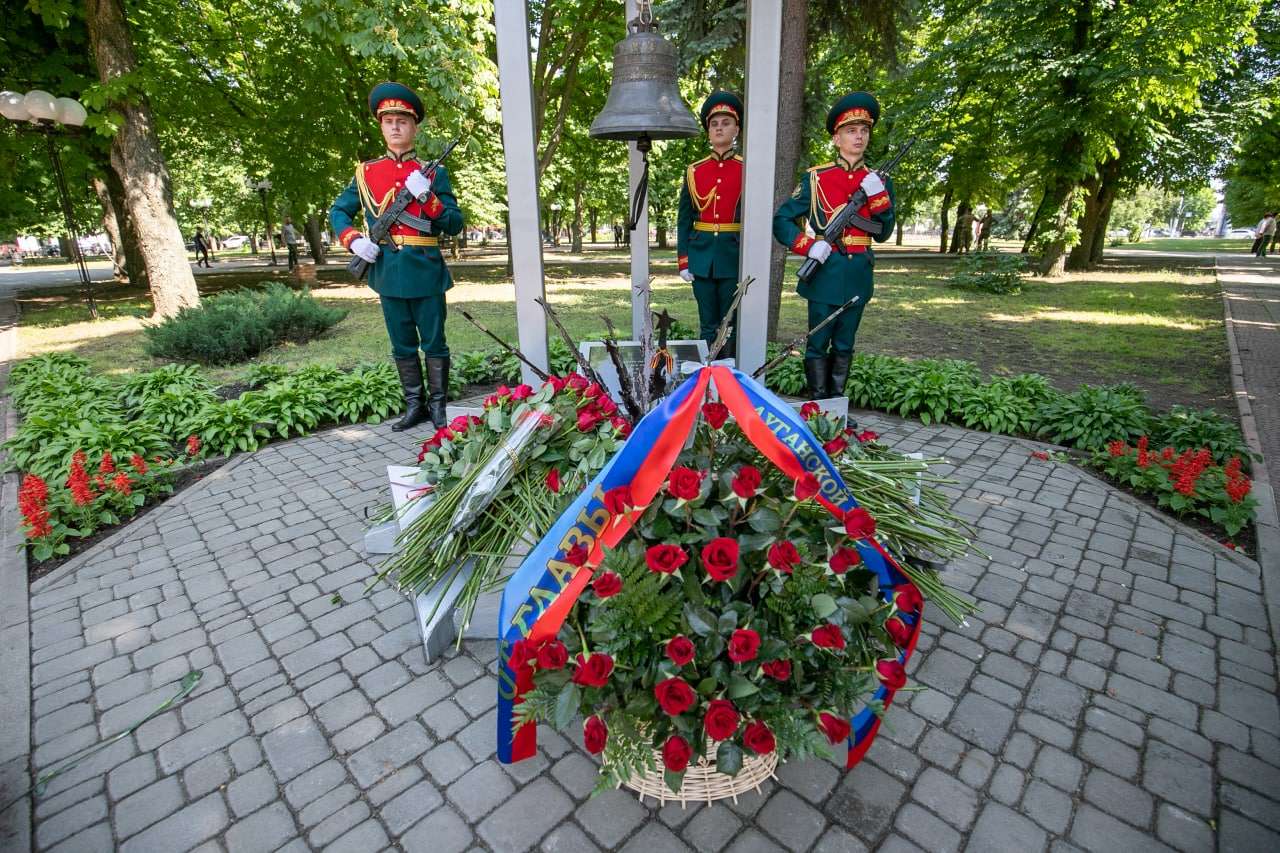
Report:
424,356,450,429
828,353,852,399
803,358,829,401
391,356,428,432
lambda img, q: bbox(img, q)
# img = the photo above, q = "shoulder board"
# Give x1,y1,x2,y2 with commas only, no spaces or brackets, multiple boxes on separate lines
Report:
362,155,388,167
690,154,714,168
731,153,744,162
807,162,834,173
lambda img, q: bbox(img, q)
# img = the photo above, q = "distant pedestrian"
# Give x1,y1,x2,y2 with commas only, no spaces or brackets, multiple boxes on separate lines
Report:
282,217,301,269
613,223,622,248
977,210,994,251
1252,213,1276,257
193,229,212,267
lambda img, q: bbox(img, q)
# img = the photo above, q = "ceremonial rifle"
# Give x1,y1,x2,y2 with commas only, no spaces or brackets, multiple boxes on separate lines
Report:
348,137,462,281
797,137,916,284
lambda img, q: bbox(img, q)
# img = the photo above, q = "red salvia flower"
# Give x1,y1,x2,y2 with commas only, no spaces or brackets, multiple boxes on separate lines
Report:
111,472,132,496
186,435,202,456
98,451,115,474
130,453,149,475
67,456,95,506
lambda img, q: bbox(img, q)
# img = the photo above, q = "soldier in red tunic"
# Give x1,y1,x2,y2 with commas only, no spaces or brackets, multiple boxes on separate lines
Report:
331,82,464,430
677,92,744,355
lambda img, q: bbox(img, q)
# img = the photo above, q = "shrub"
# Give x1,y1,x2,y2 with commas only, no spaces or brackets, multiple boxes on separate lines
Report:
245,363,290,388
846,354,913,409
329,363,403,424
949,251,1028,295
1035,385,1153,451
453,350,494,385
763,347,806,396
118,364,212,409
1150,406,1251,465
6,413,171,481
136,388,221,441
955,379,1038,435
886,359,978,425
247,383,334,438
144,284,347,365
187,397,270,455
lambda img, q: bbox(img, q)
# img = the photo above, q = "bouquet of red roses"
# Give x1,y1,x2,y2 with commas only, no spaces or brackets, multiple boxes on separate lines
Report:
510,400,951,794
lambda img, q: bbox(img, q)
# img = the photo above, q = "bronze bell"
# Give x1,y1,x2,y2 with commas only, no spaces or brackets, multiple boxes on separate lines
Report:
589,10,699,142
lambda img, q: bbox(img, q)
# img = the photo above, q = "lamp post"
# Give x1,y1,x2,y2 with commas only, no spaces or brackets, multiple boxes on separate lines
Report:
0,89,98,318
248,178,277,265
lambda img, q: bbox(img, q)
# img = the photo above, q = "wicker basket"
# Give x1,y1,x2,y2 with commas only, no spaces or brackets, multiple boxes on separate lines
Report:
621,739,778,806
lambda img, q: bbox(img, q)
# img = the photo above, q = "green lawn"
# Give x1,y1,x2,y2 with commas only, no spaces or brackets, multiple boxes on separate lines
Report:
1124,237,1254,253
16,250,1232,414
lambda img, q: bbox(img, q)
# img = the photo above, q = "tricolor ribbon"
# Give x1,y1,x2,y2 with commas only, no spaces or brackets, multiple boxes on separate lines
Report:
496,366,923,769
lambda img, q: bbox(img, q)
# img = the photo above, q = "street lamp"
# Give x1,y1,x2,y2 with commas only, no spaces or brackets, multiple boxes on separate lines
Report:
247,178,277,265
0,89,98,318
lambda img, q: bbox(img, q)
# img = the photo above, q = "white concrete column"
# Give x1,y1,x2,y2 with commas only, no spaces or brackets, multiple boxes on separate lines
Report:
494,0,549,384
737,0,783,375
626,0,651,342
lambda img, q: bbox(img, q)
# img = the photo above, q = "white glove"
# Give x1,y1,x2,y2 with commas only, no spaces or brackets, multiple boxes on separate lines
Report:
861,172,885,196
405,170,432,200
351,236,380,263
807,241,833,263
679,269,695,283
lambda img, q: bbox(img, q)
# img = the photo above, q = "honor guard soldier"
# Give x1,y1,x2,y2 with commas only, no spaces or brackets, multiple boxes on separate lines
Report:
677,91,744,354
773,91,894,400
330,81,464,431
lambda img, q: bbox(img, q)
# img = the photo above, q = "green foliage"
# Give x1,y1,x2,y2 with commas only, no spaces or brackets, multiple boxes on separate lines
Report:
10,416,171,482
762,345,805,396
1035,385,1153,451
135,388,221,441
847,354,914,409
187,397,271,455
949,251,1028,295
885,360,979,425
245,382,334,438
117,364,212,409
144,284,347,365
1150,406,1251,465
954,379,1039,435
328,363,403,424
245,363,290,388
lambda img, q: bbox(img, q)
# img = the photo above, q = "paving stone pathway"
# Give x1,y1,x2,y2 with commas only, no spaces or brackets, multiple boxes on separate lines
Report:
20,410,1280,852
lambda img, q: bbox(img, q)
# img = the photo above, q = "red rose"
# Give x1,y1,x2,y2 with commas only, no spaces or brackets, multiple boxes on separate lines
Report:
449,415,471,433
537,640,568,670
510,383,534,400
483,394,499,408
856,430,879,443
564,543,589,568
702,402,730,429
602,485,632,515
701,537,739,582
767,541,800,574
876,658,907,690
811,624,846,650
593,571,622,598
584,382,604,399
731,465,762,499
794,472,821,501
728,628,761,663
597,396,618,417
819,712,851,744
830,546,862,574
545,468,561,493
508,638,537,670
577,408,605,432
761,659,791,681
584,716,608,755
824,436,848,456
703,699,740,741
666,635,695,666
654,677,697,716
567,373,589,391
800,401,821,419
743,721,776,755
667,466,704,501
884,617,912,648
571,652,614,688
611,416,632,436
645,544,688,574
894,584,923,615
844,507,876,539
663,735,693,772
545,375,567,394
496,385,511,399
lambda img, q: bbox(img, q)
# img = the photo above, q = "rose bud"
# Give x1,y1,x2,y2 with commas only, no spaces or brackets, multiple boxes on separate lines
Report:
875,658,907,690
654,677,697,716
666,635,696,666
884,616,912,648
545,467,561,493
701,537,740,582
666,466,704,501
583,716,608,754
824,436,849,456
793,472,821,501
662,735,693,772
537,640,568,670
829,546,862,574
703,699,740,741
571,652,614,688
818,711,851,744
593,571,622,598
731,465,762,499
566,373,589,391
844,507,877,539
856,429,879,443
767,540,800,574
508,638,537,670
800,401,821,419
510,383,533,400
576,408,605,432
646,544,688,574
894,584,923,614
602,485,633,515
563,542,589,568
743,721,776,755
597,396,618,416
761,659,792,681
811,624,846,650
727,628,761,663
702,401,730,429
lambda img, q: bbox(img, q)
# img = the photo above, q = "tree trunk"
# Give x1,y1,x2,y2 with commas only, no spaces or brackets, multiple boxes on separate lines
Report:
1089,179,1119,267
1037,179,1077,276
1066,173,1104,271
248,233,259,254
767,0,809,342
896,221,903,246
1021,187,1051,253
938,185,952,253
571,182,584,253
86,0,200,318
948,201,970,254
92,175,128,281
655,223,668,249
103,164,146,286
305,212,326,264
589,207,598,244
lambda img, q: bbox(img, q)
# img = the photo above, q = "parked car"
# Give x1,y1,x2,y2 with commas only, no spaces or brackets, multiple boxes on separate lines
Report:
222,235,250,249
1227,228,1255,239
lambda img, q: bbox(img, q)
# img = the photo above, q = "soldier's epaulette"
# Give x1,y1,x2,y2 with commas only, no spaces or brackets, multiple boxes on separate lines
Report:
362,155,388,167
806,162,834,173
690,154,715,168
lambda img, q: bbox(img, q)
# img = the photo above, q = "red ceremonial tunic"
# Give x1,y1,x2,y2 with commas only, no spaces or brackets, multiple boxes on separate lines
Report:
785,158,892,257
336,151,447,251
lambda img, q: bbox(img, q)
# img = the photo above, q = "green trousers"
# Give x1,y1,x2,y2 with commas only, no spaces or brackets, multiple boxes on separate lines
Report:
805,298,868,360
692,275,738,355
381,294,448,360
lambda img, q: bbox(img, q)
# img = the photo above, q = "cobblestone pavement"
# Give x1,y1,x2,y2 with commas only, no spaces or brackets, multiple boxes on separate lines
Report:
23,413,1280,852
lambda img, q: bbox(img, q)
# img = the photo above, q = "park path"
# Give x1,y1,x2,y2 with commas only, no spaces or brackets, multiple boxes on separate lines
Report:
12,402,1279,852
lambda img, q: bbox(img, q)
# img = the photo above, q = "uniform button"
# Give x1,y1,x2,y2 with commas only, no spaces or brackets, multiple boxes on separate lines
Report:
717,178,721,183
